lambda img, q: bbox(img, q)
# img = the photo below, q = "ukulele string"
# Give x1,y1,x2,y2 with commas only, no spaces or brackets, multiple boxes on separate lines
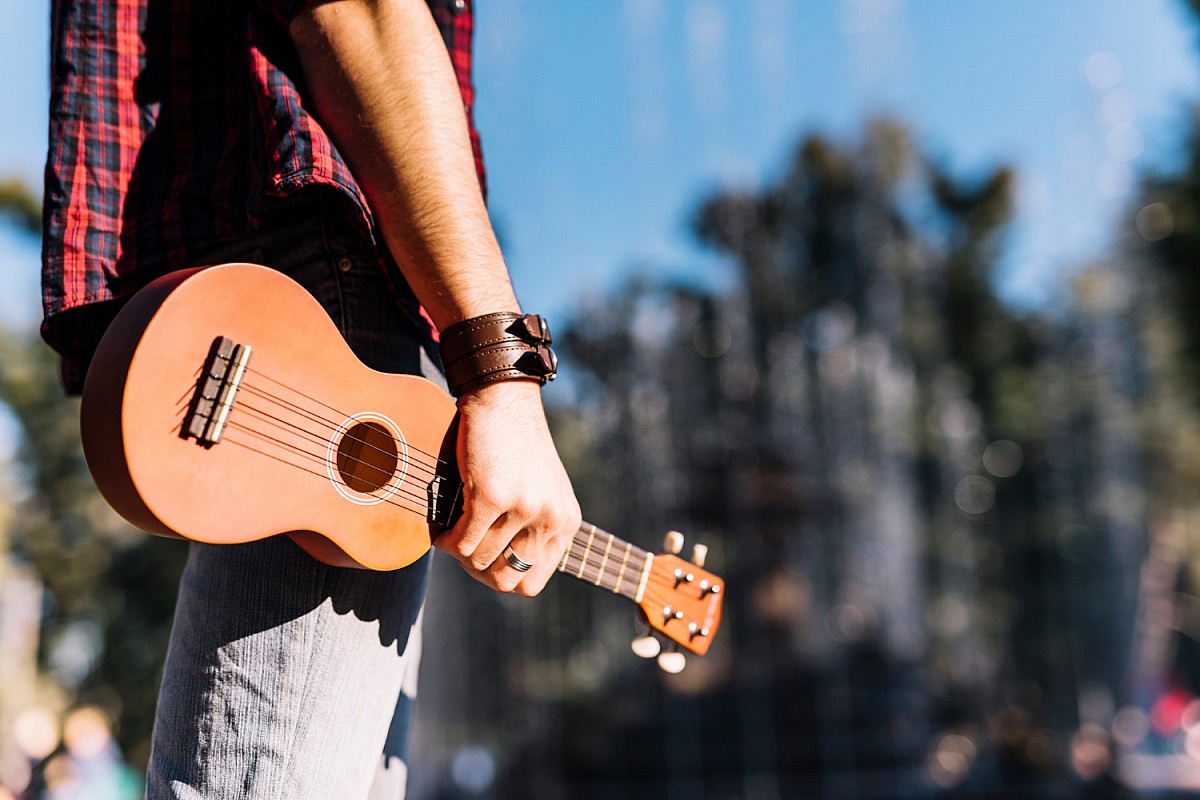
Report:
223,427,648,591
224,422,433,515
239,367,451,470
559,535,648,587
560,549,644,589
235,400,439,483
236,382,443,479
186,357,450,479
223,416,436,511
223,422,437,520
178,367,459,521
182,379,658,578
223,417,656,590
219,411,650,583
220,436,429,521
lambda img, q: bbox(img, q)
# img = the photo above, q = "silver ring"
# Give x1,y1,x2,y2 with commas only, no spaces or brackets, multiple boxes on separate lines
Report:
502,544,535,573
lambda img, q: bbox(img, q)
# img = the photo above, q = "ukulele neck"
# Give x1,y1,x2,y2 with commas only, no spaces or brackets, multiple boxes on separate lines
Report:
557,522,652,601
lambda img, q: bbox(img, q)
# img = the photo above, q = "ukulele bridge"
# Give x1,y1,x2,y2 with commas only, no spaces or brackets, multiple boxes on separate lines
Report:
182,336,253,447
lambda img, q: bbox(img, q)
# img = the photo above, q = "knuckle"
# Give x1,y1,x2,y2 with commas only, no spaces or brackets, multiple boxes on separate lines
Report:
452,539,477,560
466,493,501,518
549,508,580,538
516,580,544,598
560,509,582,533
469,554,492,572
495,572,522,593
508,496,537,520
550,533,572,558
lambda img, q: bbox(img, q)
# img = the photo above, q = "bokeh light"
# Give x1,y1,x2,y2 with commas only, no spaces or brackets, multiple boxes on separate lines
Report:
982,439,1023,478
1137,201,1175,241
954,475,996,516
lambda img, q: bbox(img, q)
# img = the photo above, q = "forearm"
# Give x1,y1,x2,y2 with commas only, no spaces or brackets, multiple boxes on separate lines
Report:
289,0,518,328
288,0,581,597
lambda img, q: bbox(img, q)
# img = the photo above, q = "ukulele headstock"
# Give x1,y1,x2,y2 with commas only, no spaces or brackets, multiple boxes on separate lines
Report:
633,531,724,671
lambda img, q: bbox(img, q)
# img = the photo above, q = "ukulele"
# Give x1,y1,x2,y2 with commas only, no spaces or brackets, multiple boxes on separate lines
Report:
80,263,723,667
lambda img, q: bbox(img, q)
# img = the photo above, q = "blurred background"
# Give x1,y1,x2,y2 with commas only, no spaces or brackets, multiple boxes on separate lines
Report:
3,0,1200,797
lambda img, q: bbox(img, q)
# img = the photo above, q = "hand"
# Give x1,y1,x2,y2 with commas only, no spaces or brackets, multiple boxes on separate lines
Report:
435,380,582,596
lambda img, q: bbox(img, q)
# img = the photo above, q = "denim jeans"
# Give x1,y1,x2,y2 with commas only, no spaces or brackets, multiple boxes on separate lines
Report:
145,190,443,799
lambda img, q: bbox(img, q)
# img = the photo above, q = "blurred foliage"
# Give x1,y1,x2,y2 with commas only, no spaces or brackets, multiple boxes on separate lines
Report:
483,116,1170,797
1131,36,1200,679
0,189,186,772
0,179,39,235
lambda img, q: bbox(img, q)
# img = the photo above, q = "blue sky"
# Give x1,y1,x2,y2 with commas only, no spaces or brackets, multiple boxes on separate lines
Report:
3,0,1199,333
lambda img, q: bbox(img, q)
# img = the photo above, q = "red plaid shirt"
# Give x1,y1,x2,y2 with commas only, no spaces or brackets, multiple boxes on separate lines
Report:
42,0,484,393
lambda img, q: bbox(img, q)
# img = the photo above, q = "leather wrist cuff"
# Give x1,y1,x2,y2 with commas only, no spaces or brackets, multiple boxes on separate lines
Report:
439,312,558,397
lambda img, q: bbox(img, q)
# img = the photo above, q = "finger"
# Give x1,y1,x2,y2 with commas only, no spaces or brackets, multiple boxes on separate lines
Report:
434,493,502,564
459,512,528,577
484,533,539,593
514,520,576,598
514,494,582,597
513,550,560,597
468,511,533,569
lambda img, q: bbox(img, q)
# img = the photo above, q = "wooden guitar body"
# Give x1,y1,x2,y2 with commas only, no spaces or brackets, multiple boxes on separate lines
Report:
81,263,457,571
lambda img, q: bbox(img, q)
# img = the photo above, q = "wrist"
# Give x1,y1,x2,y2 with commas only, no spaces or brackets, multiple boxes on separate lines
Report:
456,378,544,408
438,312,558,397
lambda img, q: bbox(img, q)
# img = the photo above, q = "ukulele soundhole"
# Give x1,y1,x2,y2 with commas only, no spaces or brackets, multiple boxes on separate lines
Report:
336,421,398,494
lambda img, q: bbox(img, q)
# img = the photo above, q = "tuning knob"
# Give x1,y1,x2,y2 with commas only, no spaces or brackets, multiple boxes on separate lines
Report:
631,635,661,659
657,648,686,674
663,530,684,554
691,543,708,567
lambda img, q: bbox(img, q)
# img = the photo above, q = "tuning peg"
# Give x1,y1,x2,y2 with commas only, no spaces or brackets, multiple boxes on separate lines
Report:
664,530,684,554
632,617,661,659
631,635,661,659
691,543,708,567
657,647,687,674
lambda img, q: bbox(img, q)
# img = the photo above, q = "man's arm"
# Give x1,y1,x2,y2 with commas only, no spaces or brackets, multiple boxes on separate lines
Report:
289,0,581,595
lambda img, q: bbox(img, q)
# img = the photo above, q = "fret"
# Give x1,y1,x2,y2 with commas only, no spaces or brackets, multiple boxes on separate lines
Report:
559,546,571,571
595,533,613,586
615,542,631,596
576,523,597,580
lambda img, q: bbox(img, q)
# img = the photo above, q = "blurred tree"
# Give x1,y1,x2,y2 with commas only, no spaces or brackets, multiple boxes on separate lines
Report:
0,180,185,770
484,119,1096,797
1119,0,1200,691
0,179,39,235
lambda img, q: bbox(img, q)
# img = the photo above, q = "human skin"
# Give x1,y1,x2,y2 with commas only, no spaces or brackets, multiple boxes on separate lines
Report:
290,0,581,596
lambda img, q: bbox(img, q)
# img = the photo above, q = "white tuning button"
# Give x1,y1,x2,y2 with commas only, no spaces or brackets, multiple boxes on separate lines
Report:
631,635,661,659
691,543,708,567
657,650,687,674
633,633,662,662
663,531,684,554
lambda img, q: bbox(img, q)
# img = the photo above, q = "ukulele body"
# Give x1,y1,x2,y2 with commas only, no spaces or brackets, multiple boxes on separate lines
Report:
80,263,458,571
